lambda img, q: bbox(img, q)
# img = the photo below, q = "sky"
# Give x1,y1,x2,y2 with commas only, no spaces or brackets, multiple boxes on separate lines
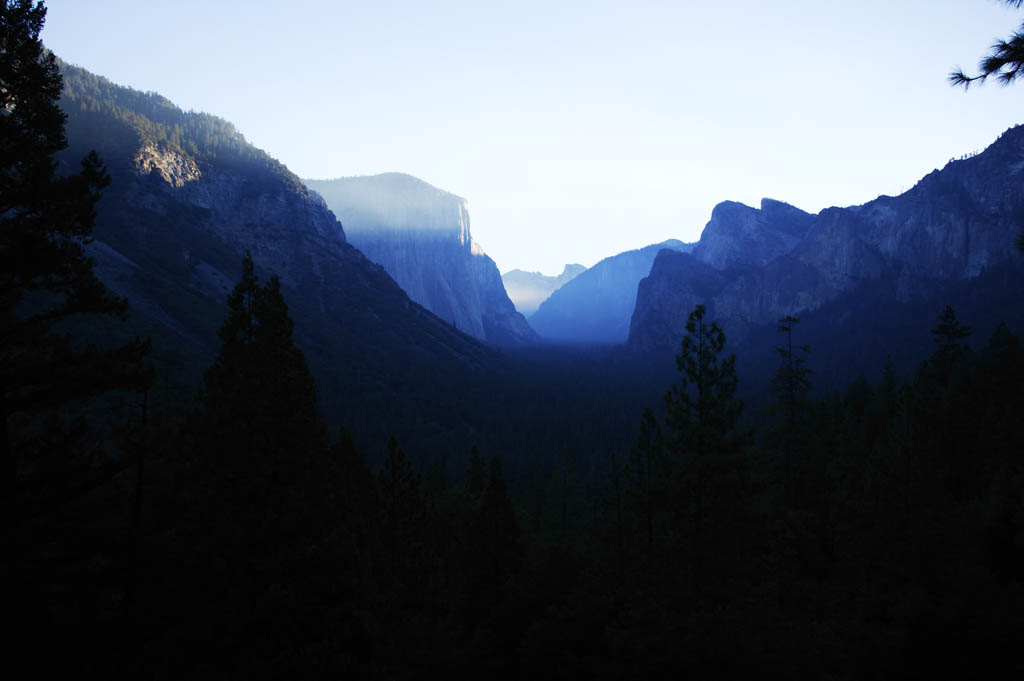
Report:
40,0,1024,275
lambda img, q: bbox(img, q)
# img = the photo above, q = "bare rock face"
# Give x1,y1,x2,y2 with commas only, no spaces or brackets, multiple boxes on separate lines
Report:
627,250,730,353
692,199,815,270
133,143,201,187
501,264,586,317
305,174,538,346
118,149,352,321
628,126,1024,354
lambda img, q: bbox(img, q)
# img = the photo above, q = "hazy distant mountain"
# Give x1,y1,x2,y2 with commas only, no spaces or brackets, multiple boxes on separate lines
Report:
529,240,695,344
501,264,586,317
305,174,537,346
628,127,1024,385
56,61,497,451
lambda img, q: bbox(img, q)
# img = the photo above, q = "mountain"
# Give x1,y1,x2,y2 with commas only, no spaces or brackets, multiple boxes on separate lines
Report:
691,198,815,270
56,61,498,453
529,239,695,344
501,264,586,317
628,127,1024,386
304,174,537,346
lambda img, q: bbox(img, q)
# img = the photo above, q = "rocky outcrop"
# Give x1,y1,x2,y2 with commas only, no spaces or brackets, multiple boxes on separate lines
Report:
305,173,538,346
628,126,1024,356
501,264,586,317
692,198,814,270
529,240,694,344
133,143,201,187
627,250,731,352
56,61,495,447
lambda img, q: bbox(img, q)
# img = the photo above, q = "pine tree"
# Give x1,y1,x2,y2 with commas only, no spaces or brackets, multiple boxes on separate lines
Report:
466,444,486,500
663,304,745,464
662,304,747,591
950,1,1024,89
770,315,812,506
462,454,523,646
179,254,338,674
772,315,812,426
378,435,423,586
1,0,150,503
190,251,334,567
201,253,325,473
924,305,974,389
628,407,666,556
931,304,972,357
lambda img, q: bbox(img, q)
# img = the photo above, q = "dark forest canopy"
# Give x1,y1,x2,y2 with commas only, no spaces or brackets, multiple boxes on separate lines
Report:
4,1,1024,677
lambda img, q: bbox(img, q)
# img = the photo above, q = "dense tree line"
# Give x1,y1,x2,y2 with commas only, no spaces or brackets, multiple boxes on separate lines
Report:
58,59,304,191
9,247,1022,677
5,2,1023,678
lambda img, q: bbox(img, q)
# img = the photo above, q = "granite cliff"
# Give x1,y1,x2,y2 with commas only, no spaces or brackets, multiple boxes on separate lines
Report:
57,61,494,450
627,127,1024,381
305,174,537,346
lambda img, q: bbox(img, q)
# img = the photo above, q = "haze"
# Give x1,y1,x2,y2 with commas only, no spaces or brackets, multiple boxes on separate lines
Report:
41,0,1024,273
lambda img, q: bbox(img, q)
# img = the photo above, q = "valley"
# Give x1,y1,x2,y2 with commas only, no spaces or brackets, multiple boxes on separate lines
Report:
5,1,1024,676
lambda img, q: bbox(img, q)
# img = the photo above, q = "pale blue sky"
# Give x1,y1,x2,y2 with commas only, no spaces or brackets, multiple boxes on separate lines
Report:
42,0,1024,274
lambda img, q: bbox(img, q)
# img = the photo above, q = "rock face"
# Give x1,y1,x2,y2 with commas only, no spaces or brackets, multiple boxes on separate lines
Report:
628,126,1024,368
305,174,538,346
691,199,815,270
57,61,494,445
529,240,695,344
501,264,586,317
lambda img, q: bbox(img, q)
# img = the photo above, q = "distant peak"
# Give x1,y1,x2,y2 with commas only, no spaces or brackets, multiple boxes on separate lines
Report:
760,197,793,210
760,197,815,217
561,263,586,277
653,238,685,248
710,200,756,217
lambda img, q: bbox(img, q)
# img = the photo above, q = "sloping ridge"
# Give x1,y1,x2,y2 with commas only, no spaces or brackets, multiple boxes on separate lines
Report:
56,61,496,451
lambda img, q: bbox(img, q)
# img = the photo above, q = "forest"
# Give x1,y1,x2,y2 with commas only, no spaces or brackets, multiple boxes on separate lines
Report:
4,1,1024,678
9,246,1024,678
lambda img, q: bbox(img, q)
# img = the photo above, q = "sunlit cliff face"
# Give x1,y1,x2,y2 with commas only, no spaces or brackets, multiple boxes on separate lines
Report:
304,173,537,346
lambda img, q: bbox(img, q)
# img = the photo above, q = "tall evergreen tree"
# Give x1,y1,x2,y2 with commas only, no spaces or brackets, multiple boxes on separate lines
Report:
201,252,326,474
628,407,666,556
466,456,523,605
378,435,424,587
663,304,745,464
662,304,747,592
466,444,486,500
1,0,149,504
461,454,524,668
931,304,972,357
176,253,340,676
772,315,812,427
770,315,812,506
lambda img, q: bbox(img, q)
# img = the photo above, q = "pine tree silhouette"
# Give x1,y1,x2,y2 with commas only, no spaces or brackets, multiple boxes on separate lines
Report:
1,0,150,506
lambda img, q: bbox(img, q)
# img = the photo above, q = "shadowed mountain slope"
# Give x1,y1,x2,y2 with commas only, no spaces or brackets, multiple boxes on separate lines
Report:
305,174,537,346
56,61,497,453
628,127,1024,388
